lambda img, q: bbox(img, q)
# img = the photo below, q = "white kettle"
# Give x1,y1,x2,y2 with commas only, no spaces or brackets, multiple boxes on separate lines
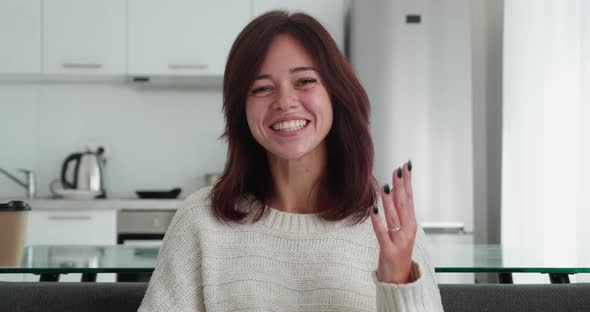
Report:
51,147,106,199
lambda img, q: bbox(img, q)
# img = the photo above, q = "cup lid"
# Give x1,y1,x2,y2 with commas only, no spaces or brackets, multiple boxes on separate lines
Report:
0,201,31,211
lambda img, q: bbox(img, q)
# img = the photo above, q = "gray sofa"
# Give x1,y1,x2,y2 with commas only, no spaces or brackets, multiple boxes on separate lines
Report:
1,282,589,311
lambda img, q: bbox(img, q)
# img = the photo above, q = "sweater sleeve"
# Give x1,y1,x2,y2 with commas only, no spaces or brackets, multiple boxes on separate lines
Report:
371,226,444,312
138,203,206,312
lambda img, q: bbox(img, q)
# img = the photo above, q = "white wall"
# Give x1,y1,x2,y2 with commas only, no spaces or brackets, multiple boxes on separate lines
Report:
0,81,226,199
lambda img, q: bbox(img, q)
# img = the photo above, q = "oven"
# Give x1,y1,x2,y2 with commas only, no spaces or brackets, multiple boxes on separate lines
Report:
116,209,176,282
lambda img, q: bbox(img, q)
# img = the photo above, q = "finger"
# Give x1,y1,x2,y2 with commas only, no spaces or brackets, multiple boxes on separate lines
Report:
381,183,400,240
403,161,417,227
392,166,408,227
369,205,392,248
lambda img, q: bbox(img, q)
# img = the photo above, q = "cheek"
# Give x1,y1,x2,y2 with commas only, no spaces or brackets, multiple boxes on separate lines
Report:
304,92,333,127
320,100,334,135
245,100,271,138
325,106,334,128
245,102,258,133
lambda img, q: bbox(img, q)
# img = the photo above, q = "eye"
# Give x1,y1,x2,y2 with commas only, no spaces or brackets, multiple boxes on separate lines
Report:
250,85,272,95
296,78,317,87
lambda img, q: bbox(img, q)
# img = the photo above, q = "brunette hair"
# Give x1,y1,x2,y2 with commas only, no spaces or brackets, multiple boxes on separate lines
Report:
211,10,378,224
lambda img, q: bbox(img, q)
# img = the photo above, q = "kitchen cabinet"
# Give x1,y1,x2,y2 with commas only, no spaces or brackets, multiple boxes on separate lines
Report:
24,209,117,282
0,0,41,74
26,210,116,245
1,0,347,79
252,0,346,52
128,0,250,77
43,0,126,75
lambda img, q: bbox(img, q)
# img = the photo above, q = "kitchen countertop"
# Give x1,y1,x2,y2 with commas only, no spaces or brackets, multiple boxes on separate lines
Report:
0,198,183,210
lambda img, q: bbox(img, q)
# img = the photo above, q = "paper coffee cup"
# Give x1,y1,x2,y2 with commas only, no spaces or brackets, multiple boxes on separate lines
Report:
0,201,31,266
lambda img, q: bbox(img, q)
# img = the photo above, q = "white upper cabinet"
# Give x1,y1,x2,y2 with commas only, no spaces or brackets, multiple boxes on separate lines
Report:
128,0,251,76
1,0,346,78
0,0,41,74
43,0,126,75
252,0,346,51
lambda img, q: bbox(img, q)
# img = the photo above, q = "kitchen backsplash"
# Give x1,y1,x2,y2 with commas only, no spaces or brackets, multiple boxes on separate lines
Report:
0,81,226,199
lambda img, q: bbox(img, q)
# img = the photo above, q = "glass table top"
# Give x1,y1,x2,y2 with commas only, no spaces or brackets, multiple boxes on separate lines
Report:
1,244,589,274
430,243,590,274
0,245,158,274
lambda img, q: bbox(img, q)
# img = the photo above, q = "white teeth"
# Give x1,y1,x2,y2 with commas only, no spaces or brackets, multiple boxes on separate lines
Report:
271,119,309,131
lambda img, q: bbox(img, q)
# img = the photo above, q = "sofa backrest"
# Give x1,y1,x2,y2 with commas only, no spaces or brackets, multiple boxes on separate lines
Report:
0,282,144,312
0,282,589,312
440,283,590,312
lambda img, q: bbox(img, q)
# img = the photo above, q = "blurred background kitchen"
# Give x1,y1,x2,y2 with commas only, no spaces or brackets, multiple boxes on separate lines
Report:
1,0,589,284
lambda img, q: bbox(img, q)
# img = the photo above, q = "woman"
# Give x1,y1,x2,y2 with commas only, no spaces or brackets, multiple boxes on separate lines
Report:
139,11,444,312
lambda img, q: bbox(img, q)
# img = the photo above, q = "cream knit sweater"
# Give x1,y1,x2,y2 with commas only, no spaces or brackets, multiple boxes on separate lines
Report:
139,187,444,311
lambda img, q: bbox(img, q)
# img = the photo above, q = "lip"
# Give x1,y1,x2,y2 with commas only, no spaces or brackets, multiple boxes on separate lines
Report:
268,115,311,128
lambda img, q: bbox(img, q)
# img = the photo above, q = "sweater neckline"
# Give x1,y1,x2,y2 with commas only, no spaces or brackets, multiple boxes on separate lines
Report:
260,205,345,234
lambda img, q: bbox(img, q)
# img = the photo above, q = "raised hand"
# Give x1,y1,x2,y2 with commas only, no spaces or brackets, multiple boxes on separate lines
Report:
370,161,417,284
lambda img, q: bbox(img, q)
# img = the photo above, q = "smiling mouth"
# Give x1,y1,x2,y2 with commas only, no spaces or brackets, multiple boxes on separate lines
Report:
270,119,310,132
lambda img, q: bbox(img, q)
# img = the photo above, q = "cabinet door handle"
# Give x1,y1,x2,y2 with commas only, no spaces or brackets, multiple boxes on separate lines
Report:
421,221,466,234
168,64,208,70
48,215,92,221
62,63,103,69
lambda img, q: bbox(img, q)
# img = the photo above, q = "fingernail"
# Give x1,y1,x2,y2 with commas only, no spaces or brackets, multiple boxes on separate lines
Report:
397,167,402,178
384,184,391,194
373,205,378,214
408,160,412,172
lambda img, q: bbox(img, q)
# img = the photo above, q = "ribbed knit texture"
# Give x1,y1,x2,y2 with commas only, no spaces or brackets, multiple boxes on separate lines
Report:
139,187,444,312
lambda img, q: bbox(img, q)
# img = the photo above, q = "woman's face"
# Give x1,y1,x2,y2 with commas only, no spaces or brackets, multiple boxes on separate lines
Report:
245,34,333,161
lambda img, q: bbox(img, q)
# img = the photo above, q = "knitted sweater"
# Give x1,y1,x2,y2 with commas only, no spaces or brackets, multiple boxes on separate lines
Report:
138,187,444,311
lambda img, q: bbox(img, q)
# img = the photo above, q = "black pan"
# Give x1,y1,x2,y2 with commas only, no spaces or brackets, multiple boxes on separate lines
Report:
135,187,181,199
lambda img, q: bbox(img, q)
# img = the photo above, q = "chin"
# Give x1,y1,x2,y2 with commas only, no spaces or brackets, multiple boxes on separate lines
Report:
271,147,310,161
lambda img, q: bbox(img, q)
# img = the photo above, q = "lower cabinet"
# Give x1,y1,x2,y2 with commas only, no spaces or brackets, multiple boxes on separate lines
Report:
25,210,116,245
21,209,117,282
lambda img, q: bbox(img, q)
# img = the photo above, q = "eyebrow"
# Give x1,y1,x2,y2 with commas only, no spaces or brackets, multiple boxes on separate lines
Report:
253,67,318,80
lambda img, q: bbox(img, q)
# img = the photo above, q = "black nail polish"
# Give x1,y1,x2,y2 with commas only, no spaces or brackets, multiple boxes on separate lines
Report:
408,160,412,172
397,167,402,178
384,184,391,194
373,205,378,214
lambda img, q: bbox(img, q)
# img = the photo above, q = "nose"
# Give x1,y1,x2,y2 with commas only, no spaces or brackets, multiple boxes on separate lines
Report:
272,85,299,111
